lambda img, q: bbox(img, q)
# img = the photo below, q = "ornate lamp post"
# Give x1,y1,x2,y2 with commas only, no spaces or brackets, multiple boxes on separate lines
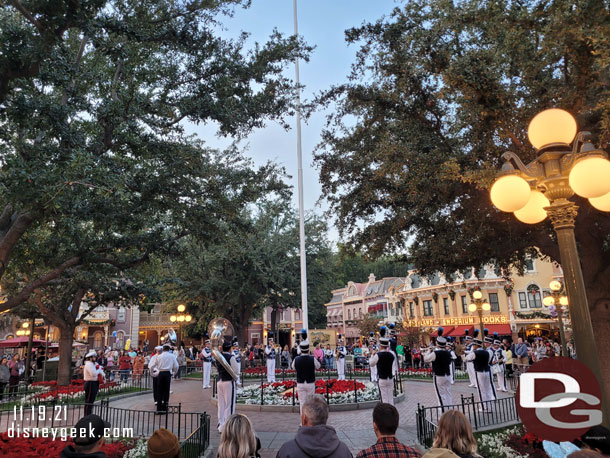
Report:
468,291,491,338
542,280,569,357
489,108,610,425
170,304,192,345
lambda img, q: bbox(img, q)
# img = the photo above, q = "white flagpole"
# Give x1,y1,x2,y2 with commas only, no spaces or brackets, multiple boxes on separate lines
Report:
293,0,308,331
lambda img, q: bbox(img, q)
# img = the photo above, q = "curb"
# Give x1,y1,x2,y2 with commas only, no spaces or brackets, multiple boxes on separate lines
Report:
101,389,152,404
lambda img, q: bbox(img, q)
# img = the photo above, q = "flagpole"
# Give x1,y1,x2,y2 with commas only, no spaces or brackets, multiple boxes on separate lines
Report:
293,0,308,331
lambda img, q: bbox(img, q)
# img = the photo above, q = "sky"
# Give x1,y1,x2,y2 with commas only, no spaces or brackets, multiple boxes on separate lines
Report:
185,1,399,243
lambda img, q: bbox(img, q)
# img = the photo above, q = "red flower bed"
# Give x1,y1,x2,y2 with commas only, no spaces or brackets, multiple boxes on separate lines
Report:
504,430,547,458
0,432,134,458
314,379,365,395
28,379,118,401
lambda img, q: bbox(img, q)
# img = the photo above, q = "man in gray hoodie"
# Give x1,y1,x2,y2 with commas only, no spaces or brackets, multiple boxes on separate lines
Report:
276,394,352,458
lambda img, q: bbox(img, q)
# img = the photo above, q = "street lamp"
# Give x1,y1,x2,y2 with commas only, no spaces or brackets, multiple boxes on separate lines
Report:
543,281,569,357
489,108,609,425
170,304,192,344
468,290,491,338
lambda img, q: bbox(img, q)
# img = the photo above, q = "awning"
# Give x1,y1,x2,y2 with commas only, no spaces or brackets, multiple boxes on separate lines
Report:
448,325,474,337
430,326,455,337
484,324,512,336
0,337,46,348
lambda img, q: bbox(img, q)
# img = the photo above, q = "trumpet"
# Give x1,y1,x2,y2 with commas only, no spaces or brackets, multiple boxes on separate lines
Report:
208,318,238,381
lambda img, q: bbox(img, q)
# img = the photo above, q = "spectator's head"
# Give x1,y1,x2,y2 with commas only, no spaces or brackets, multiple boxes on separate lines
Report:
218,414,257,458
284,345,289,351
518,337,523,344
326,344,330,349
147,428,180,458
574,425,610,456
432,410,477,456
72,414,110,454
301,395,329,427
1,357,6,365
12,354,18,361
372,403,399,437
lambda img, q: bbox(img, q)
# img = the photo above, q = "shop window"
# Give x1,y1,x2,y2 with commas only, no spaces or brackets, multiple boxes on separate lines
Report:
409,302,414,318
359,308,363,319
518,292,528,309
423,300,433,316
489,293,500,312
461,296,468,313
527,284,542,308
443,297,450,315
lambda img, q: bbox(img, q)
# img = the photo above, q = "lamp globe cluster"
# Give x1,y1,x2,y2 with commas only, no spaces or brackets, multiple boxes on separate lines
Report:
490,109,610,223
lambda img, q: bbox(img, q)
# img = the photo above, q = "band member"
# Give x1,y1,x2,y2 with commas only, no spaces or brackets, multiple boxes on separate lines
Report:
83,350,105,416
336,334,347,380
464,330,478,388
201,340,212,389
449,341,457,385
216,338,239,432
292,330,320,415
388,322,398,354
424,327,453,410
148,344,179,413
231,337,242,386
149,346,162,406
369,326,397,405
265,335,276,382
368,332,378,382
492,339,508,392
465,337,497,410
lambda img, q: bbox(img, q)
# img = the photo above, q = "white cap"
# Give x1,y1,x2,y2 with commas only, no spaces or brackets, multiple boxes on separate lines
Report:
86,350,97,359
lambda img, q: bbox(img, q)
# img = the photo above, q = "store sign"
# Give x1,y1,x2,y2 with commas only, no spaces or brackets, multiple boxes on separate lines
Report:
403,315,508,328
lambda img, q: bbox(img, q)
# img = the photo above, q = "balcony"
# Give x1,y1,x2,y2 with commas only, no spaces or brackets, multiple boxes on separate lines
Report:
139,313,173,327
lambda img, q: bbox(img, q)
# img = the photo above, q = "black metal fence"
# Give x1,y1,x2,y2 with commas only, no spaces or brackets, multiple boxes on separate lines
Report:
416,394,519,447
180,413,211,458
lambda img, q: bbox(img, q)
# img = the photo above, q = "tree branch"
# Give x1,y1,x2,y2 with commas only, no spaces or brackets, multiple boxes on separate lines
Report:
0,212,33,278
10,0,43,31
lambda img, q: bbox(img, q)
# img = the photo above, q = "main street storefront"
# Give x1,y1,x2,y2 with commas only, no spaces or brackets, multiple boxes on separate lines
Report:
403,315,512,344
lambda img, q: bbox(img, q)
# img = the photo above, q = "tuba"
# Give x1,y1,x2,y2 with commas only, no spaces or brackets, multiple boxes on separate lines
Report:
207,318,238,381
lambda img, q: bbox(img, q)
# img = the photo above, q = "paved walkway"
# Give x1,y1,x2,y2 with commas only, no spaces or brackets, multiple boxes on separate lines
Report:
110,377,513,457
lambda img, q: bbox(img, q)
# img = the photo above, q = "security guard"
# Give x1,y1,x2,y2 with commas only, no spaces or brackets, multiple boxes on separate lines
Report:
369,326,397,405
148,344,178,413
201,340,212,389
83,350,105,416
265,336,276,382
292,333,320,415
335,334,347,380
466,337,497,410
216,338,240,432
424,327,453,410
231,337,242,386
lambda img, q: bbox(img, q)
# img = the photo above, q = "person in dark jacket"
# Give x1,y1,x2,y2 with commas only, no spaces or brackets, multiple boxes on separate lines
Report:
60,414,110,458
276,394,352,458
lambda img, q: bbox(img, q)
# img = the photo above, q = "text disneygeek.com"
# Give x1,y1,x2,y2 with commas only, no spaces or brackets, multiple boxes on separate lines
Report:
7,424,134,441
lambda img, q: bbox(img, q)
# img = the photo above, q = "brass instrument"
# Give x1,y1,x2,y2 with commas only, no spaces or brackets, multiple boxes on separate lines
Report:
207,318,238,381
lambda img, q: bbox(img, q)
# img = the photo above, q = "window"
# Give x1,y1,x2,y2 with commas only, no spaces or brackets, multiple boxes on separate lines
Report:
359,308,363,319
423,300,433,316
519,292,528,309
94,331,103,348
525,259,535,272
461,296,468,313
527,285,542,308
489,293,500,312
348,309,351,320
443,297,450,315
409,302,414,318
117,306,126,323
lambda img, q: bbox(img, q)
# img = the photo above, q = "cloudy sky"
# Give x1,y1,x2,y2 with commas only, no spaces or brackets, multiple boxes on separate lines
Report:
186,1,398,242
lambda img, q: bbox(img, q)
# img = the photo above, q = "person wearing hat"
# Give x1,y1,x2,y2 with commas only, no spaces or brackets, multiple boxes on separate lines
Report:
264,335,276,383
335,334,347,381
200,339,212,389
147,428,180,458
369,326,397,405
292,330,321,415
148,344,179,414
464,330,478,388
491,340,507,392
60,414,110,458
149,346,163,407
423,328,453,410
368,333,379,382
448,341,458,385
83,350,105,417
231,337,242,386
216,338,239,432
465,337,497,409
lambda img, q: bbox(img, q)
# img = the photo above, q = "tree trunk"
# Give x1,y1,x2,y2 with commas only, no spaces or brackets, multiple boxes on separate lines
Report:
57,324,75,386
270,308,277,343
237,305,251,346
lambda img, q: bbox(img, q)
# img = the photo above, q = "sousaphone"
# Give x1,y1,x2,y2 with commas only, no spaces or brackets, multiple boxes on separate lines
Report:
207,318,238,381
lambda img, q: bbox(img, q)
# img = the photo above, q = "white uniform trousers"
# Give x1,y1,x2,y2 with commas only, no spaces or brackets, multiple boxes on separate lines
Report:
336,357,345,380
266,358,276,382
466,361,477,387
433,375,453,409
475,370,497,410
202,362,211,388
217,379,236,432
450,361,455,384
296,382,316,415
378,377,394,406
370,364,378,382
495,365,507,391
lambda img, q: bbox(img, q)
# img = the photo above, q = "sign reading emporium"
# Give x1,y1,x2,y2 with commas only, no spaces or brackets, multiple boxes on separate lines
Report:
403,315,509,328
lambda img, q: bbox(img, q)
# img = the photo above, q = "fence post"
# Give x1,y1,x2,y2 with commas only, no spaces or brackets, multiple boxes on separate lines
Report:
178,403,182,439
260,374,264,405
292,384,295,406
471,394,478,430
354,379,357,403
326,380,330,405
460,394,466,415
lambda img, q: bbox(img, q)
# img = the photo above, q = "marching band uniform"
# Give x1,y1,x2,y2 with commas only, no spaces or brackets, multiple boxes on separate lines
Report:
449,345,457,385
424,328,453,410
149,346,162,406
466,338,497,410
492,340,508,392
369,327,396,405
336,337,347,380
201,341,212,389
216,340,239,432
464,331,478,388
292,338,321,415
148,345,179,413
232,340,242,386
265,338,276,382
369,338,379,382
